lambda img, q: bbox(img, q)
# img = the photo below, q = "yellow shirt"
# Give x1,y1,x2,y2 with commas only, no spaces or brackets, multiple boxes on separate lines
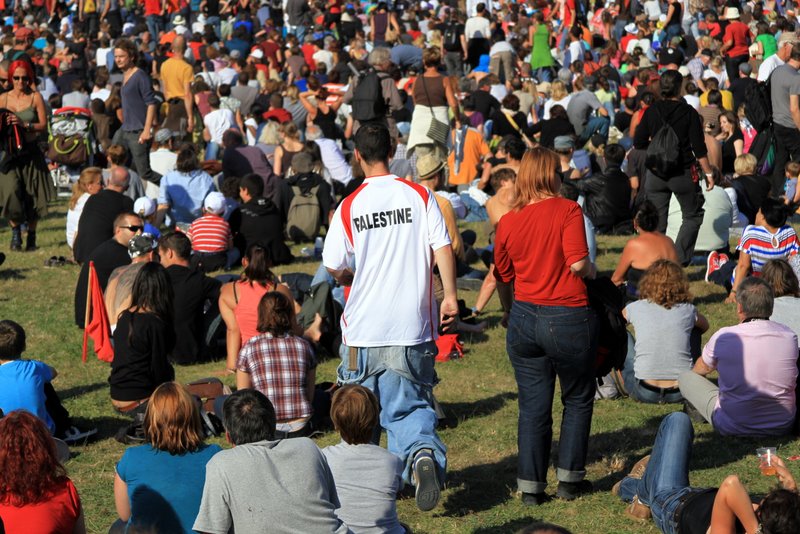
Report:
160,57,193,101
447,128,489,186
700,89,734,111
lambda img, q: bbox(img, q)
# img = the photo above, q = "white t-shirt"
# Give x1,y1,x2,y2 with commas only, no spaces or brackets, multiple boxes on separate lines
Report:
96,47,112,67
204,109,237,144
567,40,584,64
315,138,353,185
91,88,111,101
323,174,450,347
464,16,490,40
66,193,90,248
758,54,785,81
150,148,178,177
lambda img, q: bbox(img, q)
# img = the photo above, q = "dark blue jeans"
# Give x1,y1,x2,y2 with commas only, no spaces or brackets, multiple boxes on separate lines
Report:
507,301,597,494
617,412,696,534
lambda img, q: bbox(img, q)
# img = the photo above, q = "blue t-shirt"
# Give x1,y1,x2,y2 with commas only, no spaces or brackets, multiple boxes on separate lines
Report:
116,443,222,534
0,360,54,433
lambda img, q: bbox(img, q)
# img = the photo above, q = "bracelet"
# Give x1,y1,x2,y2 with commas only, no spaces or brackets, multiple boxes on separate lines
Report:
730,290,737,294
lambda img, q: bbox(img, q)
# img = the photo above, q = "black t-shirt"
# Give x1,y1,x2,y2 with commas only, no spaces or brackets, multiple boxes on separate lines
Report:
678,488,748,534
229,198,293,265
74,190,134,264
730,77,758,113
530,117,575,149
167,265,221,365
615,110,633,133
442,22,465,52
734,173,772,222
471,90,501,122
74,239,131,327
109,311,175,401
721,128,744,174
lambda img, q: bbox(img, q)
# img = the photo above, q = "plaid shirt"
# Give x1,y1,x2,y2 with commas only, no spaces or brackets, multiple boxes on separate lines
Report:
237,333,317,421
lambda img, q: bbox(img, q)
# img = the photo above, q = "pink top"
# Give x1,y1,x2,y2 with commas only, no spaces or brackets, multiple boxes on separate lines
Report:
233,280,276,346
702,320,798,436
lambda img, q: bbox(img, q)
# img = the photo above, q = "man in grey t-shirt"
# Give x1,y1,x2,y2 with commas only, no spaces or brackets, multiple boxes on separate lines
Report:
769,43,800,194
566,79,610,144
193,390,350,534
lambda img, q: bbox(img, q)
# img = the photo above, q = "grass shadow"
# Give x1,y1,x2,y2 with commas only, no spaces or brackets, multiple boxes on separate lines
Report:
57,382,107,401
442,455,517,517
690,433,796,470
472,517,545,533
440,391,517,426
693,292,729,305
76,415,135,441
0,268,29,280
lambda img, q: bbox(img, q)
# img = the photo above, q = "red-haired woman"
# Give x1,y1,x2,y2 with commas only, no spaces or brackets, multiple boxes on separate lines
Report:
494,147,598,506
0,410,86,533
0,59,53,251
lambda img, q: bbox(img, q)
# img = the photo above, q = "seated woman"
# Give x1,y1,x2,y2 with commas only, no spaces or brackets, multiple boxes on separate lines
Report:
0,411,87,533
235,291,322,438
322,385,405,534
66,167,102,252
705,197,800,302
112,382,221,534
611,201,680,297
762,259,800,347
109,263,175,415
613,411,800,533
219,243,321,373
622,260,709,403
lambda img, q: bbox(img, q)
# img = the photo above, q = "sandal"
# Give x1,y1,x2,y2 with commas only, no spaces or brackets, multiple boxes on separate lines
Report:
44,256,67,268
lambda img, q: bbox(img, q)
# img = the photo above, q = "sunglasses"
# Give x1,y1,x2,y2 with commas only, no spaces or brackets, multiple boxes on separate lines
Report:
12,76,30,82
120,225,143,232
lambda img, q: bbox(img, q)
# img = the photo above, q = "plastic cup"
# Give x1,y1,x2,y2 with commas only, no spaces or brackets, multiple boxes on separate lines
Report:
757,447,778,476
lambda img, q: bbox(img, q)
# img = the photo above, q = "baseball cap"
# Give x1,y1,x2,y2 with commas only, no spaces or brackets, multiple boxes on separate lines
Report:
250,48,264,59
128,233,158,259
203,192,226,215
230,49,242,59
659,47,684,66
133,197,156,218
553,136,575,150
154,128,174,144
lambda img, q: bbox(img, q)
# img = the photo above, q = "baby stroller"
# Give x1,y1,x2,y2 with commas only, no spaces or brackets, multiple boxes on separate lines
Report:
47,107,97,196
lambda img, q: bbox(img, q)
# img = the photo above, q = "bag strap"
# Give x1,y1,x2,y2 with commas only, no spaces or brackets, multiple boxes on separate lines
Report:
502,111,535,147
420,74,436,114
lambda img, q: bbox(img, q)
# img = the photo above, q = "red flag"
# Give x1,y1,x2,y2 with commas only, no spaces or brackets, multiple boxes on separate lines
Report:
82,261,114,363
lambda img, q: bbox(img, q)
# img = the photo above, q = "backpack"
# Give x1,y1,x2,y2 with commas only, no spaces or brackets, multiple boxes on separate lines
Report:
744,77,773,132
585,277,628,378
351,69,388,123
443,23,460,51
645,105,682,179
748,127,777,176
286,184,321,242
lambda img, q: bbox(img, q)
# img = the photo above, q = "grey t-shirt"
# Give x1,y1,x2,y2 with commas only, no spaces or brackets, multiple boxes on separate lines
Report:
770,64,800,129
322,442,405,534
626,300,698,380
193,438,350,534
771,296,800,348
566,90,602,136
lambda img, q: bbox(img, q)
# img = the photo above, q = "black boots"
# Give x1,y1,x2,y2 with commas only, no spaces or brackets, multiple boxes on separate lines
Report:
26,230,36,251
10,226,21,251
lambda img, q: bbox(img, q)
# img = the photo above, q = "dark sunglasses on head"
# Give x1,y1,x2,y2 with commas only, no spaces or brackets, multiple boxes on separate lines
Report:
12,76,30,82
120,225,143,232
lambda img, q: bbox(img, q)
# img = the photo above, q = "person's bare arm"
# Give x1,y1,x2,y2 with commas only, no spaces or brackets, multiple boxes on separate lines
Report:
444,77,460,124
219,284,241,372
692,357,715,376
611,241,635,285
720,37,733,55
327,267,354,286
155,203,170,227
114,472,131,522
31,93,47,132
726,252,751,303
273,145,284,175
570,256,596,278
709,475,759,534
434,245,458,330
496,277,513,327
236,370,253,389
696,312,710,333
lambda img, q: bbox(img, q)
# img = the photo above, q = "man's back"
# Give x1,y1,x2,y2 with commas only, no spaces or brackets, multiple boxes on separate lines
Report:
74,190,134,264
231,84,258,115
230,197,293,265
770,64,800,129
166,265,221,364
702,320,798,436
161,56,193,100
193,438,349,534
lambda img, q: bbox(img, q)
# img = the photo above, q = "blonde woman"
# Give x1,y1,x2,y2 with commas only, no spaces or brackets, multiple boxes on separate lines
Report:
272,122,305,176
66,167,102,250
542,80,571,120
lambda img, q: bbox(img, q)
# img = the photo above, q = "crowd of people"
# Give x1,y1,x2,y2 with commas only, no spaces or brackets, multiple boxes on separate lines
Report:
3,0,800,531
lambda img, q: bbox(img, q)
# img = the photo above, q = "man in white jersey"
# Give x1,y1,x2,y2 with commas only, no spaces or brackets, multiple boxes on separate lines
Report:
323,124,458,512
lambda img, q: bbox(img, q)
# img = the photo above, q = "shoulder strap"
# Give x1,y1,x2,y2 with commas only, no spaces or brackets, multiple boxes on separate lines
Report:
421,75,435,112
232,281,239,304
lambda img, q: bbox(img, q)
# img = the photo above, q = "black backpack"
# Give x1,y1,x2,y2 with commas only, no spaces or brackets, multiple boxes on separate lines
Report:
645,105,682,179
443,23,460,51
744,76,773,132
351,69,388,122
585,277,628,378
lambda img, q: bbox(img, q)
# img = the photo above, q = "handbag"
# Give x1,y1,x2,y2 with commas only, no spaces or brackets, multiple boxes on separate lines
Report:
47,134,89,166
421,76,451,146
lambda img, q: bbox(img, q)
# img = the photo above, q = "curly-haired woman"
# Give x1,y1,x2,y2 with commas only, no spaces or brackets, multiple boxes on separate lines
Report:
621,260,709,403
0,411,86,533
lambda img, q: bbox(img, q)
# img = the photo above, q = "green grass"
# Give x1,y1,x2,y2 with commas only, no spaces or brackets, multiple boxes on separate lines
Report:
1,201,797,534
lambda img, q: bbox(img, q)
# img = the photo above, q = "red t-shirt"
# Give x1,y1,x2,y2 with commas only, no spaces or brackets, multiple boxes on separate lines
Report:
0,479,82,534
723,21,751,57
260,40,280,66
494,197,589,307
144,0,161,17
301,43,316,72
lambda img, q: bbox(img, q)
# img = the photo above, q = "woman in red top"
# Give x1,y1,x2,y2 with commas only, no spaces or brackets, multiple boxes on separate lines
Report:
0,411,86,534
494,147,597,506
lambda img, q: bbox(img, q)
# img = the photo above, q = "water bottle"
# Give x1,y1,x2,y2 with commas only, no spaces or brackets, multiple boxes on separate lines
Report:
314,237,324,259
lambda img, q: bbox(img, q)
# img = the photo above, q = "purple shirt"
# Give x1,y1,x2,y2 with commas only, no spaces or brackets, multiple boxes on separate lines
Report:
702,320,798,436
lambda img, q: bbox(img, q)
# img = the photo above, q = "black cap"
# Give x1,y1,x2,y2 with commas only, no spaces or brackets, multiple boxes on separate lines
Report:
659,47,684,66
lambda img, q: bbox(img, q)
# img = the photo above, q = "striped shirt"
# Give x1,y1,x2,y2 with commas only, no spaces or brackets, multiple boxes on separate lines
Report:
738,224,800,273
187,214,231,253
237,333,316,422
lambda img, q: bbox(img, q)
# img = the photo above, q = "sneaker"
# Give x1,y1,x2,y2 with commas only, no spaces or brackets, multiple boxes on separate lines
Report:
705,252,730,282
612,455,651,496
556,479,593,500
412,451,440,512
62,425,98,445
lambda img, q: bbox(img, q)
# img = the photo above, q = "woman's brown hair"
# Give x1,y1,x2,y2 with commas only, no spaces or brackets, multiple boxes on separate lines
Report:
513,146,559,209
330,385,380,445
638,259,692,309
144,382,204,455
422,46,441,68
70,167,102,209
761,259,800,298
256,291,295,336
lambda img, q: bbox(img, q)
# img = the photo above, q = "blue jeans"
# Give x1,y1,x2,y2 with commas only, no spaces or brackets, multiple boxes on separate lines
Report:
622,334,684,404
579,115,610,144
461,192,488,222
205,141,220,161
506,301,597,494
287,24,307,43
337,342,447,486
617,412,696,534
146,14,164,38
312,263,345,309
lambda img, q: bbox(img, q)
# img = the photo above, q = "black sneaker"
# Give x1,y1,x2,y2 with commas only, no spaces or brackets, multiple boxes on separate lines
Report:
556,480,593,500
413,451,440,511
521,492,549,506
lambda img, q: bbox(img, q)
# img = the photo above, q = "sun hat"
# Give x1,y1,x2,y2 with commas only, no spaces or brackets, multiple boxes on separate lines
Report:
416,153,445,180
724,7,740,19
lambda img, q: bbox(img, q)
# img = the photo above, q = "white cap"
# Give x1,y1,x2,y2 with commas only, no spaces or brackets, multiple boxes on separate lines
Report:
133,197,156,217
204,191,226,215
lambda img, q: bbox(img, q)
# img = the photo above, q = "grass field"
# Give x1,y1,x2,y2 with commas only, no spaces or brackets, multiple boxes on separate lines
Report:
1,200,798,534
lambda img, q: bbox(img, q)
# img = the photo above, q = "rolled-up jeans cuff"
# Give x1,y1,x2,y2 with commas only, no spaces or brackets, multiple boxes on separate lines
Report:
557,468,586,483
518,478,546,495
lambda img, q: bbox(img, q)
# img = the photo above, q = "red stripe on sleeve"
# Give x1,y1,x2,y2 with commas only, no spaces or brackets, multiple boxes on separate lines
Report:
341,183,368,247
395,178,430,209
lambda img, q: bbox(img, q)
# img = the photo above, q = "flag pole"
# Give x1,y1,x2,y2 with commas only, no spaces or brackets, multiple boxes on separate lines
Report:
81,261,93,363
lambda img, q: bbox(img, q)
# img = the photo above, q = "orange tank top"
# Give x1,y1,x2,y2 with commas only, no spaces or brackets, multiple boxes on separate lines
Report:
233,279,276,346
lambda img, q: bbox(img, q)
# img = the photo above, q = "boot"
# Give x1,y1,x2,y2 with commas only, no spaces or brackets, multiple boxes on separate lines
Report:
25,230,36,251
10,226,21,251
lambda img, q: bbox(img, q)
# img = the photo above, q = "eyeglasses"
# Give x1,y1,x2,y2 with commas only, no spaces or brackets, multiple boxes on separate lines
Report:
12,76,30,82
120,225,143,232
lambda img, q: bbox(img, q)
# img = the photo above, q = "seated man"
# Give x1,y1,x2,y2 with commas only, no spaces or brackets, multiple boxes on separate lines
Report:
105,233,159,331
73,167,133,265
575,143,634,235
158,231,222,364
193,389,349,534
220,128,282,209
679,277,798,436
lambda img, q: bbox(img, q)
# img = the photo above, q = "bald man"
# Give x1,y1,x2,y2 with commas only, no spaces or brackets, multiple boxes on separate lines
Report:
160,36,194,135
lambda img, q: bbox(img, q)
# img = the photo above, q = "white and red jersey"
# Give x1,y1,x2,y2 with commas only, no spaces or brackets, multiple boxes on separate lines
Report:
323,174,451,347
